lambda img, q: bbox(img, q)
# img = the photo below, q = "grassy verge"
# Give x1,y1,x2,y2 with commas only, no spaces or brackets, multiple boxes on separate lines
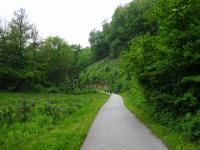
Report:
0,92,108,150
121,81,200,150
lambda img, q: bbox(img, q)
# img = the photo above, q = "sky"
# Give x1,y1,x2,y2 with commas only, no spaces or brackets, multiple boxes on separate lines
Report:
0,0,132,47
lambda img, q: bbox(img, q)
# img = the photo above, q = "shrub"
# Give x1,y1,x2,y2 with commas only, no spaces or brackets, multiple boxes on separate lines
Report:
46,87,61,93
17,100,34,122
70,88,97,95
33,115,53,127
181,112,200,141
174,92,199,115
32,84,45,92
58,83,68,93
0,107,14,123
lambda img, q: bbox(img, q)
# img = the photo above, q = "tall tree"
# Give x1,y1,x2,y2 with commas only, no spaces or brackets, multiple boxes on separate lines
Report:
89,30,109,62
38,36,74,85
8,8,32,69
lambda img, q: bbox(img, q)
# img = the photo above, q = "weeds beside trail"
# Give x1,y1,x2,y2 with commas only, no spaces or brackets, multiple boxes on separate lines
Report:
122,81,200,150
0,92,108,150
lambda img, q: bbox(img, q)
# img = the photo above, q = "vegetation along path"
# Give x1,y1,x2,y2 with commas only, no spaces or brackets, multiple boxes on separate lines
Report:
81,94,168,150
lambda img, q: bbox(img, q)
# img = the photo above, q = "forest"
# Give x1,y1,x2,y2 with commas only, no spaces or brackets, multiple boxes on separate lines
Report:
82,0,200,147
0,8,92,93
0,8,101,149
0,0,200,149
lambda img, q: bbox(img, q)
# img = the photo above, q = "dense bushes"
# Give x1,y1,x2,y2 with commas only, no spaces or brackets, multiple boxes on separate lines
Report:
119,0,200,141
180,112,200,141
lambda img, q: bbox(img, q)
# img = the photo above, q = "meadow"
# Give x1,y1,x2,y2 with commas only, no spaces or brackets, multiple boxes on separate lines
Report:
0,92,108,150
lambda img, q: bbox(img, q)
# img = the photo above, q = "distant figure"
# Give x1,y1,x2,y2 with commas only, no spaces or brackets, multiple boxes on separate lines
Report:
110,89,112,94
116,85,121,94
115,89,118,94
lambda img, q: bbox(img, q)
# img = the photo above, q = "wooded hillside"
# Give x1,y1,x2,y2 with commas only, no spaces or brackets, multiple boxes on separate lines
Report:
83,0,200,142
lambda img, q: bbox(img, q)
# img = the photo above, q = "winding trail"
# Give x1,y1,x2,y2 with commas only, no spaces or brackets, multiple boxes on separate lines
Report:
81,94,168,150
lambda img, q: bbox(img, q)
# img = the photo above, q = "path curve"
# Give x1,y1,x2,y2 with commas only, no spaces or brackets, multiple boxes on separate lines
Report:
81,94,168,150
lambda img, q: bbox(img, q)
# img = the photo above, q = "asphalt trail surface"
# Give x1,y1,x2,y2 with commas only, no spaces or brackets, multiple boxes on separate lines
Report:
81,94,168,150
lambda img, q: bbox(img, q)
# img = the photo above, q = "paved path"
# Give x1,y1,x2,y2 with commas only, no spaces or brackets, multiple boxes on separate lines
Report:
81,94,168,150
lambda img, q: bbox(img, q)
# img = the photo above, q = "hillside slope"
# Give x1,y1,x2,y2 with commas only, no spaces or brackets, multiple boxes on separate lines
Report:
81,59,200,150
80,59,126,91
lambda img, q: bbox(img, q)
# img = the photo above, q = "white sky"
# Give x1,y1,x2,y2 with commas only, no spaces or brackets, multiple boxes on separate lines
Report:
0,0,132,47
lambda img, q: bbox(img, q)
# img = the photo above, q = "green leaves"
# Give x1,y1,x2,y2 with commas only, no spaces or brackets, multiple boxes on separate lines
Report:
89,30,109,61
118,0,200,141
0,8,93,92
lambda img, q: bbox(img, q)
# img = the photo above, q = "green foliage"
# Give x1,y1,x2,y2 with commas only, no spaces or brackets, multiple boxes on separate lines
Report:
38,36,75,85
182,75,200,83
1,0,200,147
76,47,92,69
118,0,200,141
89,0,154,59
181,112,200,141
80,59,125,92
46,87,61,93
89,30,109,62
0,92,108,149
0,9,93,92
0,9,34,91
83,0,200,143
122,89,200,150
32,84,45,92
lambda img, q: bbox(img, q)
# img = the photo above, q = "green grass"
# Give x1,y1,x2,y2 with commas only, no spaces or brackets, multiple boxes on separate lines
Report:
0,92,108,150
122,80,200,150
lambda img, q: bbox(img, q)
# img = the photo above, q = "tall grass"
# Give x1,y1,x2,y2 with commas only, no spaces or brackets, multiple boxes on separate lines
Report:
122,79,200,150
0,92,108,150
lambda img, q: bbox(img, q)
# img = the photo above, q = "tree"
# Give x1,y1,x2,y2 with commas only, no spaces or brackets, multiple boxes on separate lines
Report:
0,8,93,92
0,9,34,90
8,8,32,69
38,36,74,85
97,0,154,58
89,30,109,62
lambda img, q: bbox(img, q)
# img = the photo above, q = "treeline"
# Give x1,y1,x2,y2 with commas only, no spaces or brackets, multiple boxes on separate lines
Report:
89,0,154,61
0,9,92,92
86,0,200,140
